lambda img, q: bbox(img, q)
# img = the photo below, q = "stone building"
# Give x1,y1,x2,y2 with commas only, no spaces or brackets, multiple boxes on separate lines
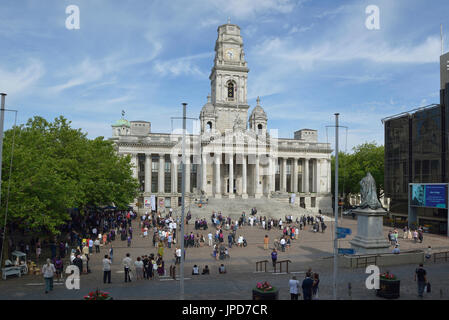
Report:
110,22,333,213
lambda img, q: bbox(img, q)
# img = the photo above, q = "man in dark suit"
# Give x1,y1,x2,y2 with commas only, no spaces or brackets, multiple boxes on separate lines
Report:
302,272,314,300
72,255,83,275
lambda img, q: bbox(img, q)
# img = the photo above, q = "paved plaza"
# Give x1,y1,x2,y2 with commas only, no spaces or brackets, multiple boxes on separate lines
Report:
1,210,449,300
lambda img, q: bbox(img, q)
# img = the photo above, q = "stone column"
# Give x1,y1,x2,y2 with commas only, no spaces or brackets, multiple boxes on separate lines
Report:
281,158,287,193
228,154,234,198
327,159,332,193
268,156,274,195
185,156,191,193
145,154,152,193
158,153,165,194
202,154,207,193
130,154,138,179
171,158,178,194
304,158,309,193
292,158,298,193
271,157,276,192
316,159,321,194
214,153,221,198
242,155,248,199
255,155,262,198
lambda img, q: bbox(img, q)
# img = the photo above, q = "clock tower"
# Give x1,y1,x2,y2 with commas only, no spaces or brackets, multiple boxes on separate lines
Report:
209,21,250,132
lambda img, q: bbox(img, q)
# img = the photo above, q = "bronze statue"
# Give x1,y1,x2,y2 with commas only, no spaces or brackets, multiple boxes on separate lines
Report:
359,172,383,210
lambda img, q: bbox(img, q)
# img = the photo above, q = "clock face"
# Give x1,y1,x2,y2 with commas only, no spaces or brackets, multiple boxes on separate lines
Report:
225,49,234,60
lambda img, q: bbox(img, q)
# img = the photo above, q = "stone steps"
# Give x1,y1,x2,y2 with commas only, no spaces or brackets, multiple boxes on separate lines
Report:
169,197,331,221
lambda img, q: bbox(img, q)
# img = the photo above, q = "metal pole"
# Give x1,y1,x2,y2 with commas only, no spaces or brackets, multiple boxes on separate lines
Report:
180,103,187,300
0,93,5,266
333,113,339,300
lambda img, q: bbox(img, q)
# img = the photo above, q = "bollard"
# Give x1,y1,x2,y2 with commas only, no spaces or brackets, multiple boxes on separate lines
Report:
348,282,352,298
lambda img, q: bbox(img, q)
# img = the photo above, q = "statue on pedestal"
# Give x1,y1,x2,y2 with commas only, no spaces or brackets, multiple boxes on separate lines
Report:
359,172,383,210
350,172,390,255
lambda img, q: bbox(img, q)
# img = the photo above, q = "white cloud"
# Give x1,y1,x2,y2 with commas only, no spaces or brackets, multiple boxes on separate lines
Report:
288,24,314,34
153,52,213,78
48,49,161,94
0,59,44,95
314,5,349,19
209,0,297,19
254,35,440,70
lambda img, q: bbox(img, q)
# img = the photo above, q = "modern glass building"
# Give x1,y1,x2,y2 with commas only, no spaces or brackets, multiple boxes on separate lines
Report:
382,52,449,235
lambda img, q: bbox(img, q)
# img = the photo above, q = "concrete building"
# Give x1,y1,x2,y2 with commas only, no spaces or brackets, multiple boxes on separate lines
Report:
110,22,333,213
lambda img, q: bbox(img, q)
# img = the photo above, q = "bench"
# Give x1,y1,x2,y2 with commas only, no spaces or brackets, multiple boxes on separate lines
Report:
2,267,22,280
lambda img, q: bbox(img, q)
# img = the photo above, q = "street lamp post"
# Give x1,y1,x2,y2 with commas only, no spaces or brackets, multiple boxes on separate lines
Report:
333,113,339,300
180,103,187,300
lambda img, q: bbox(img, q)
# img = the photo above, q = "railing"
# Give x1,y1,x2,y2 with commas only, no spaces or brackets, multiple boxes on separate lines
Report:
350,255,378,269
256,260,268,273
274,260,292,273
434,251,449,263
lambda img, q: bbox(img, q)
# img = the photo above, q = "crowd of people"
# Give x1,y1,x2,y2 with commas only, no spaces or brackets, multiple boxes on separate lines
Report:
288,268,320,300
387,225,426,254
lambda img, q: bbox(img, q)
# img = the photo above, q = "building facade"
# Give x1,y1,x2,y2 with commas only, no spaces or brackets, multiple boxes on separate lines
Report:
110,23,333,213
382,51,449,235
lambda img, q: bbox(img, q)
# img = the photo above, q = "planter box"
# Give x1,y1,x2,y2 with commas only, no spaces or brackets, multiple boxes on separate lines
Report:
376,279,400,299
252,288,279,300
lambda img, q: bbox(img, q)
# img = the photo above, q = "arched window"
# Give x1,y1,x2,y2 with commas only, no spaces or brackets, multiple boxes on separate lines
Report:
227,82,234,98
257,123,263,134
207,121,213,132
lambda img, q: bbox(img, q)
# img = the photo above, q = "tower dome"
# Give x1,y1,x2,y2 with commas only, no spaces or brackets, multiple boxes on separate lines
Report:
249,97,267,133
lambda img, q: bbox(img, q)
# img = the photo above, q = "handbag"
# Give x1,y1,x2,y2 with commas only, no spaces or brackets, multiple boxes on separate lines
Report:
426,282,431,293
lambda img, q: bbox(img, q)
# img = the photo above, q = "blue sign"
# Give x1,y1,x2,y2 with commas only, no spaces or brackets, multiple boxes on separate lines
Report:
425,185,447,208
337,227,352,235
411,184,447,208
337,233,347,239
338,248,355,255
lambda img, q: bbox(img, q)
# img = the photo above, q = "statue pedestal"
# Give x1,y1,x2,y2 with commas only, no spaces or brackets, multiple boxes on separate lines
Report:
350,208,391,255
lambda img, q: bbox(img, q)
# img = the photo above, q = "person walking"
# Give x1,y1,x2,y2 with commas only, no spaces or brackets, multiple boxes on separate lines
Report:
425,246,432,261
415,264,427,298
418,227,424,243
175,247,181,265
289,276,300,300
271,249,278,270
109,245,114,263
134,257,144,280
103,255,112,284
302,272,314,300
312,273,320,300
413,230,418,243
42,258,56,294
94,238,100,253
88,238,94,254
264,235,269,250
123,253,132,282
280,237,286,252
36,243,41,263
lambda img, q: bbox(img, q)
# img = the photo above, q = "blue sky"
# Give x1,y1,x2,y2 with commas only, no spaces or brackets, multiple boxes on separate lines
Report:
0,0,447,152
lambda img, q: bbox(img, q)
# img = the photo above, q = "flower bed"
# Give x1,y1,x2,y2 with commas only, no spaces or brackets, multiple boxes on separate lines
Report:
252,282,278,300
376,272,400,299
84,289,113,300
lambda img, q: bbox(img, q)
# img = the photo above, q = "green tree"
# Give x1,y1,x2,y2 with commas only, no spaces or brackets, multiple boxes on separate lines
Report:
0,116,138,238
331,142,384,205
